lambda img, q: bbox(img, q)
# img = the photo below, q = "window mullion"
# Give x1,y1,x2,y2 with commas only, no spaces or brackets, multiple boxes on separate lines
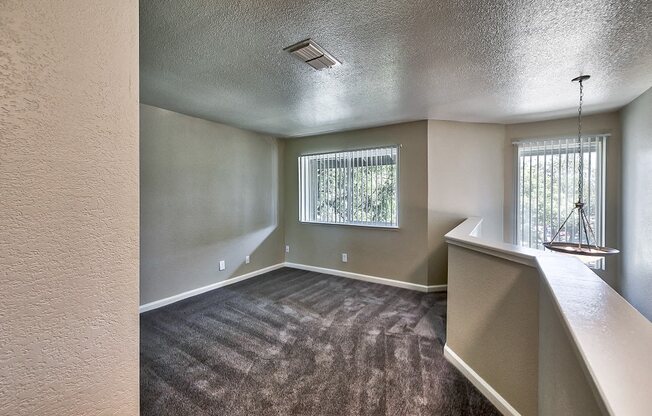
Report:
515,136,606,269
298,147,398,228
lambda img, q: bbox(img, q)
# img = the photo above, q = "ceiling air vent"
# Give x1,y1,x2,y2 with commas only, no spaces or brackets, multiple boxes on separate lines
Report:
284,39,340,70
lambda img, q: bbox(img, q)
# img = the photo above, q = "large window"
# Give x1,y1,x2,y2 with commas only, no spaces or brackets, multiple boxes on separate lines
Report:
515,135,607,255
299,146,399,227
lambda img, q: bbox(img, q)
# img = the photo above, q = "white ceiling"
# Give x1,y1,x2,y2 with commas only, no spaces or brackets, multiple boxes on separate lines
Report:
140,0,652,137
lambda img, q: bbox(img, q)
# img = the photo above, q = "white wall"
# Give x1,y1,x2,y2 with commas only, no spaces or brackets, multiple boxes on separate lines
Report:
0,1,139,414
620,87,652,321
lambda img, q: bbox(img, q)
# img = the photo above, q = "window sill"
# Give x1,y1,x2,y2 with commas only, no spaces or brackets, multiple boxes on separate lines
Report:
298,220,399,230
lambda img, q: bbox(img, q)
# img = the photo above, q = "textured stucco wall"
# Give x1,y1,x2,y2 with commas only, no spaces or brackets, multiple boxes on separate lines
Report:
620,87,652,321
283,122,430,285
427,120,505,285
538,280,606,415
0,1,139,415
447,246,539,415
140,104,285,305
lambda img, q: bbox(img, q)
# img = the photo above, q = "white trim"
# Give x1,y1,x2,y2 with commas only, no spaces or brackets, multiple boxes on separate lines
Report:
448,217,650,416
139,263,285,313
139,261,446,314
444,344,520,416
298,145,400,228
283,262,446,293
511,132,611,145
445,217,543,268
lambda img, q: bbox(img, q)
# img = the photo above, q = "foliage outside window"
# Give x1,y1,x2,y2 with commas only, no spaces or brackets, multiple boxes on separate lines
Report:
515,135,607,267
298,146,399,227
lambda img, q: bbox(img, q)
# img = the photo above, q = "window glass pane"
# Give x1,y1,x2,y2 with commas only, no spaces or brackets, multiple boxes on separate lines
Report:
515,136,606,268
299,146,399,227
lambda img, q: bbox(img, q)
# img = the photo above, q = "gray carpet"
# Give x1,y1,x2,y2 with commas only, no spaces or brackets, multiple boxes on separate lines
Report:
140,267,500,415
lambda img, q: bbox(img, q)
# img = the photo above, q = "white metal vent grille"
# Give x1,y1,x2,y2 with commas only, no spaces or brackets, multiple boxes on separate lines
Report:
284,39,340,70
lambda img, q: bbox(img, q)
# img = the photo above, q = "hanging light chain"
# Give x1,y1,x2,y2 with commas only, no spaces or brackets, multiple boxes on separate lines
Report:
577,78,584,204
543,74,619,256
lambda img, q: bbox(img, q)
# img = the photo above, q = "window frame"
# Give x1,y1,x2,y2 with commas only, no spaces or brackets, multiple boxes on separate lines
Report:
297,145,401,229
513,134,608,267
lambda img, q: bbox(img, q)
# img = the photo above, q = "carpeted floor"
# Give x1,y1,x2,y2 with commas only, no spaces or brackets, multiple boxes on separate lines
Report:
140,267,500,416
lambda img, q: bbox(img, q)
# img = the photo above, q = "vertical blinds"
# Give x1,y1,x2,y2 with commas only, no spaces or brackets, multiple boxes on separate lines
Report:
515,135,606,251
298,146,399,227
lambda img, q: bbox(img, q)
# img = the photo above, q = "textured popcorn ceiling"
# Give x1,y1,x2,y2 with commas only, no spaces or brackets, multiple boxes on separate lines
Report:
140,0,652,137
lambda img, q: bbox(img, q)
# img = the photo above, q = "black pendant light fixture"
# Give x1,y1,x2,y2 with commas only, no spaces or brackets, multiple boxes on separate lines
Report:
543,75,619,257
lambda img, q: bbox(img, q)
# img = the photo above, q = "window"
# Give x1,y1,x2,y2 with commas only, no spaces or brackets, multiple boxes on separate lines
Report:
299,146,399,227
515,136,607,261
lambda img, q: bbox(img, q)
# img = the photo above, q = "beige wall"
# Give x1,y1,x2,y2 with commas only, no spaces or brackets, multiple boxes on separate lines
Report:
140,105,285,305
447,240,613,415
620,87,652,321
283,122,430,285
0,1,139,415
427,121,505,285
447,246,539,415
282,120,506,286
504,113,622,288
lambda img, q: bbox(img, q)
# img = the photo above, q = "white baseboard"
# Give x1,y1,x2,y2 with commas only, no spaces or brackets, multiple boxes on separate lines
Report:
283,262,447,293
444,344,520,416
139,263,285,313
140,262,446,313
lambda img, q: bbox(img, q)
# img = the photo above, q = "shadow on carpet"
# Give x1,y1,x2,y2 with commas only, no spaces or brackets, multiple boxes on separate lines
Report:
140,267,501,416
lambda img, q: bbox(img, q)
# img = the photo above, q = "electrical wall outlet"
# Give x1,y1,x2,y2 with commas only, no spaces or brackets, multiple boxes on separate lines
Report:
219,260,226,271
285,245,290,253
341,253,348,263
245,255,250,264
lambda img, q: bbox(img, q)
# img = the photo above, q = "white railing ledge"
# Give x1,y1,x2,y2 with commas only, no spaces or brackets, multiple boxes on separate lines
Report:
445,217,552,267
536,256,652,416
446,217,652,416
